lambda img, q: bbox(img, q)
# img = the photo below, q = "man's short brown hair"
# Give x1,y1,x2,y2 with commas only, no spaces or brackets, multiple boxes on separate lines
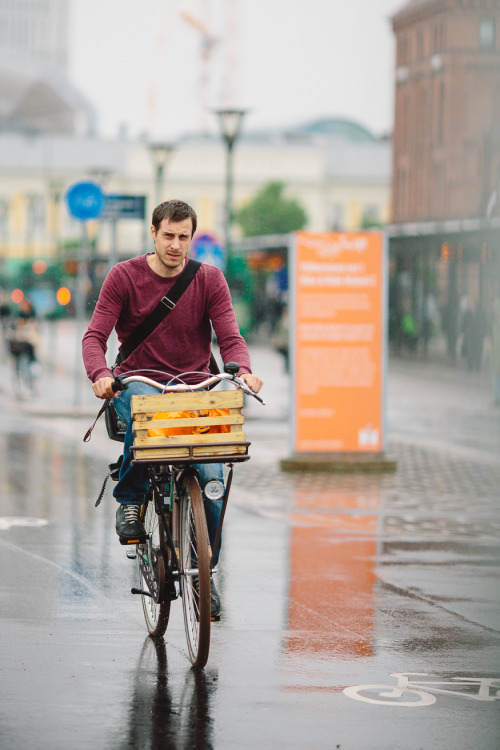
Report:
151,200,197,236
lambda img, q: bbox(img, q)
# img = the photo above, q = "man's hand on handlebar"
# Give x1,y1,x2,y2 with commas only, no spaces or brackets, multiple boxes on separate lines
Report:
92,376,119,400
239,373,263,394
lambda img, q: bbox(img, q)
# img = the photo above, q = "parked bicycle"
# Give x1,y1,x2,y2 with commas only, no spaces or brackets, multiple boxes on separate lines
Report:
109,362,264,668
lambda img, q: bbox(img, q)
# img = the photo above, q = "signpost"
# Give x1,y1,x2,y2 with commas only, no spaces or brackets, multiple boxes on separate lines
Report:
101,194,146,221
65,181,104,408
282,230,395,471
101,194,146,269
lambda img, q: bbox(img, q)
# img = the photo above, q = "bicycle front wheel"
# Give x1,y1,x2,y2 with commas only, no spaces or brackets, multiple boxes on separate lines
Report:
178,472,211,668
139,497,171,637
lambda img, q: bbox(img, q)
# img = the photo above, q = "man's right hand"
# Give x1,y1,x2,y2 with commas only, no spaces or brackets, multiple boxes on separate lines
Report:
92,376,117,400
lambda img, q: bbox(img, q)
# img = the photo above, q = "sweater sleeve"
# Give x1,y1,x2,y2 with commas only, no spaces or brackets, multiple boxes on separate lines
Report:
207,269,252,375
82,266,124,382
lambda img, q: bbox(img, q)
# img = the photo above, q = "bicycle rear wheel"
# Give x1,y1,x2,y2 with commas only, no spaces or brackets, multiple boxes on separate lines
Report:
178,472,211,668
139,497,171,637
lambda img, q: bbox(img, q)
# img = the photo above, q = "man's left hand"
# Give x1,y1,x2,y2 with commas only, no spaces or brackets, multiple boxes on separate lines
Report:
240,373,263,393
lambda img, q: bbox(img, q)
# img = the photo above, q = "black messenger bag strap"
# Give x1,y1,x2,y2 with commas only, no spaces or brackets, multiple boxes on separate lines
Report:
114,259,202,368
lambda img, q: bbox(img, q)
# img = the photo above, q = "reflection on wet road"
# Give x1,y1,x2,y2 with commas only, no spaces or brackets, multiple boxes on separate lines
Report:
118,637,217,749
1,364,500,749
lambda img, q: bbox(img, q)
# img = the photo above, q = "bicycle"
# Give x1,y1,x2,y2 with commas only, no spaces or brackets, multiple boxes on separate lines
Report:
343,672,500,706
111,362,264,669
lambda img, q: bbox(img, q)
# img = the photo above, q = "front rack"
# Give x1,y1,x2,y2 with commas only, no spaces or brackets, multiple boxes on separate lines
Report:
131,441,251,464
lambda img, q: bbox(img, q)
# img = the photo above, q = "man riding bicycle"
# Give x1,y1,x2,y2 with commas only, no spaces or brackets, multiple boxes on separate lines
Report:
82,199,263,618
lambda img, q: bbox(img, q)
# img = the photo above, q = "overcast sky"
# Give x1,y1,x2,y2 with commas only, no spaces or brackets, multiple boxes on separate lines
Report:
69,0,404,141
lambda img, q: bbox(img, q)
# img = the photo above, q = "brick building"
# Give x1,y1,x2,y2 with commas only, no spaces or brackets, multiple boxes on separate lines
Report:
388,0,500,358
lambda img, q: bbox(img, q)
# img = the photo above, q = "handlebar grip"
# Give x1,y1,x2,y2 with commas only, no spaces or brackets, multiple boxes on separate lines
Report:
111,377,127,392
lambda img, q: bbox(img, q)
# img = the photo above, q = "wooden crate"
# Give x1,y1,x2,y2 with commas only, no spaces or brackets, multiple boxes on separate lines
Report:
130,390,249,462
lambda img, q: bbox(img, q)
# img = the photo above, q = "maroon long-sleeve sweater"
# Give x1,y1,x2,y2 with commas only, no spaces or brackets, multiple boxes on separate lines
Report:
82,255,252,383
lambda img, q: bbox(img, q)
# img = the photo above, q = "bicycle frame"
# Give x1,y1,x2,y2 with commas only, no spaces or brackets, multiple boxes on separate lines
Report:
136,458,236,597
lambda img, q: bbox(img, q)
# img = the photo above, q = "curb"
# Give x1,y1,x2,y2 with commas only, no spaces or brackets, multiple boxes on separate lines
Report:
280,453,398,473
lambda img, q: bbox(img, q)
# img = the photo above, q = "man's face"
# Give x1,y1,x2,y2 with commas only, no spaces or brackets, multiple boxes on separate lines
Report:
150,217,193,274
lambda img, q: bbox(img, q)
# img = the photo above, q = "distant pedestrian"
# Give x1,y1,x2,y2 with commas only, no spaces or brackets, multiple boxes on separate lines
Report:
12,297,40,366
400,301,419,353
7,296,40,396
0,290,11,330
461,296,486,371
492,295,500,405
271,308,289,371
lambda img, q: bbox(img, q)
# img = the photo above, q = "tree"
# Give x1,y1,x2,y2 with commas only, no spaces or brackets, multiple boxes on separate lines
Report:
236,181,308,236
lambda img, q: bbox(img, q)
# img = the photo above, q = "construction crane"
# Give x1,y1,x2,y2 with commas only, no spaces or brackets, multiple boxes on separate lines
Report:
180,5,217,133
142,1,173,138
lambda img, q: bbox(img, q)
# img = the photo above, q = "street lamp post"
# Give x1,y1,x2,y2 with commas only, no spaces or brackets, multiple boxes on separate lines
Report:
215,109,246,267
47,179,64,260
148,142,176,207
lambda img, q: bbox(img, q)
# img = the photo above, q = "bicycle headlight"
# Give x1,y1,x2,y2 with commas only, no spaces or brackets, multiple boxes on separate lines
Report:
204,479,225,500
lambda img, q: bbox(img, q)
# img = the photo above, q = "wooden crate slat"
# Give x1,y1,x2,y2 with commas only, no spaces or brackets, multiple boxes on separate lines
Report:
134,430,246,447
133,414,244,432
131,390,244,415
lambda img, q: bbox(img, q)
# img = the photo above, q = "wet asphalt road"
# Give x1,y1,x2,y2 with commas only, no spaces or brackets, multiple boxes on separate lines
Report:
0,323,499,749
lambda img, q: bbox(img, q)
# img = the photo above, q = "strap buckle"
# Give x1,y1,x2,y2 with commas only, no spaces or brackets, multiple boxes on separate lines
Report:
161,296,176,310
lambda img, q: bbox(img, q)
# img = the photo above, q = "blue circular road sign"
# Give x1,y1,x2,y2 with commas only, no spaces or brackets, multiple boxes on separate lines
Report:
66,181,105,220
191,233,225,269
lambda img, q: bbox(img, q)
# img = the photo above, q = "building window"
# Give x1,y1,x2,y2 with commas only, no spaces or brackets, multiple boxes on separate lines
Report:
328,204,344,231
397,168,407,220
0,199,9,242
416,28,424,59
479,18,495,50
437,82,445,146
398,35,408,65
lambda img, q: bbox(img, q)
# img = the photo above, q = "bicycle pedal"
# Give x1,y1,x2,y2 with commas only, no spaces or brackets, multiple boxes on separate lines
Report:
119,534,149,546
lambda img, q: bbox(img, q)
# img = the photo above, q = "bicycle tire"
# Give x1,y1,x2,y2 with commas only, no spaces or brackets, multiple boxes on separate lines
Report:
178,472,211,668
139,497,171,637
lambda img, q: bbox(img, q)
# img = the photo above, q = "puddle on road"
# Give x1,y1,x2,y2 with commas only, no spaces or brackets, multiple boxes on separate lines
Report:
0,431,107,523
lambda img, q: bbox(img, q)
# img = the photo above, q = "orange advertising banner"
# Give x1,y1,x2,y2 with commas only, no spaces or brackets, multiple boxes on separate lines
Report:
292,231,385,454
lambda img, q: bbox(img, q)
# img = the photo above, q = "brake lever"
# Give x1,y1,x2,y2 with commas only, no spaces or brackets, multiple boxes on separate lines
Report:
235,378,266,405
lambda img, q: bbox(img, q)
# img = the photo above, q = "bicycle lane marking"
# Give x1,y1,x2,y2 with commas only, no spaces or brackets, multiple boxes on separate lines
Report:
343,684,437,706
342,673,500,706
0,516,48,530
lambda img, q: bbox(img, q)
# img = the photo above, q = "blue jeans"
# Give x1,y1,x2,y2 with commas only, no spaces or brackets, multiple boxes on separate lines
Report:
112,381,224,560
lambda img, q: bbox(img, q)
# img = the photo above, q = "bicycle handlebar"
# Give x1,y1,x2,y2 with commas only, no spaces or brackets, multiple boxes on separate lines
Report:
111,368,266,405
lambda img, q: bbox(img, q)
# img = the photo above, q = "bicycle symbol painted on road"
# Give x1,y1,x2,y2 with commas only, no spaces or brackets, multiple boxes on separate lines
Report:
343,673,500,706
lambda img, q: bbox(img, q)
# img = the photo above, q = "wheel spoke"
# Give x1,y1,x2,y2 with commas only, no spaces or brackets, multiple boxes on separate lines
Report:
139,496,170,637
179,474,211,668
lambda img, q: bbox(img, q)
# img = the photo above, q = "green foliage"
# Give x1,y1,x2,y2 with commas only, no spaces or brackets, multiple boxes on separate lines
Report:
361,211,384,229
236,181,308,236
